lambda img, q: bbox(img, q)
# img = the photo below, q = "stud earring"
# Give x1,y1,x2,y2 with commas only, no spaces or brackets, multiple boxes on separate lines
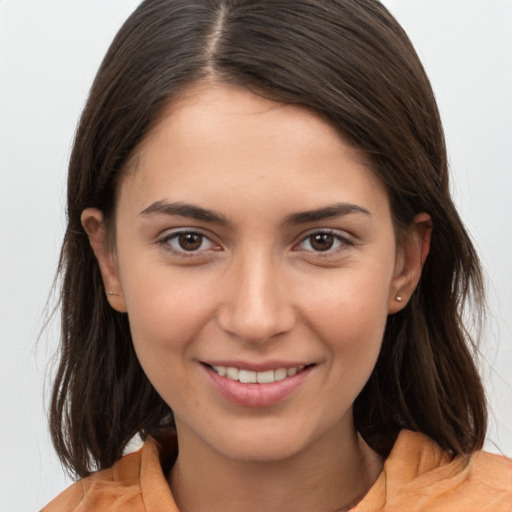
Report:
108,291,118,296
396,295,404,302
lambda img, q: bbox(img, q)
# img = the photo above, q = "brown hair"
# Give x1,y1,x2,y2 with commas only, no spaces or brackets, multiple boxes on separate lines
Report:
50,0,486,477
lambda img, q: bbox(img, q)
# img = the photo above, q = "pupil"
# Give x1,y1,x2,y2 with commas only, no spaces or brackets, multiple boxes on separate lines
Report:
179,233,202,251
311,233,334,251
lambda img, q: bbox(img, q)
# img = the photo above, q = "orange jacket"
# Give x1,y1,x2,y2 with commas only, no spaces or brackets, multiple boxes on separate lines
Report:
42,430,512,512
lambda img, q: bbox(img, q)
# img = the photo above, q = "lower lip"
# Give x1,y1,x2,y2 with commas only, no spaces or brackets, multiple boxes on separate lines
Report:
203,365,314,407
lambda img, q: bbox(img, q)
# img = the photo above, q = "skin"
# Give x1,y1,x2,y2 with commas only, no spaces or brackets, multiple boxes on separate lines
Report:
83,83,431,512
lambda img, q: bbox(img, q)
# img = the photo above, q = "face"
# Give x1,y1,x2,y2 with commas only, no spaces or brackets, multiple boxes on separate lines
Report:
85,83,427,463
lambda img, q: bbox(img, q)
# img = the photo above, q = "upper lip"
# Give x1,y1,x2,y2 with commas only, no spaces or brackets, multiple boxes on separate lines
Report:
200,360,314,372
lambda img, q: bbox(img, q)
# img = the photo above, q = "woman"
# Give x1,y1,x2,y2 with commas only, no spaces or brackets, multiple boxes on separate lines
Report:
42,0,511,511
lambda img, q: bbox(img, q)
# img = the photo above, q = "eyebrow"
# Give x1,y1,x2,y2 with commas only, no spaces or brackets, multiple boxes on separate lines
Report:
140,200,371,226
283,202,371,225
139,201,229,225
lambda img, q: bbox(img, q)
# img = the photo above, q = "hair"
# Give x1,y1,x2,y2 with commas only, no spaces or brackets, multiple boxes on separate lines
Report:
50,0,487,477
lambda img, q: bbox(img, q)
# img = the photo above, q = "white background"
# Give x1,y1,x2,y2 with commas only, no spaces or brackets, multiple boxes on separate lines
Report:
1,1,511,510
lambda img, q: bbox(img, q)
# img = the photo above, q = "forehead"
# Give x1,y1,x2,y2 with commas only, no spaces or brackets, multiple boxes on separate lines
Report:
117,82,388,218
144,83,351,153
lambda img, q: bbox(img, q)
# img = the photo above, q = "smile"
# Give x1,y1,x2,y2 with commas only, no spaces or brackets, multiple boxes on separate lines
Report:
203,362,315,407
210,365,306,384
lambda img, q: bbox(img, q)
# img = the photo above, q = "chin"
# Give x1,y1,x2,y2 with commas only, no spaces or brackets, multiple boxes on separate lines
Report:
197,415,337,464
216,434,308,463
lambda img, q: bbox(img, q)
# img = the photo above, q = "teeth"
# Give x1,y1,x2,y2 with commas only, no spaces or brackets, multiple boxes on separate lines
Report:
213,365,226,377
256,370,275,384
238,370,257,383
211,365,307,383
226,367,239,380
274,368,287,381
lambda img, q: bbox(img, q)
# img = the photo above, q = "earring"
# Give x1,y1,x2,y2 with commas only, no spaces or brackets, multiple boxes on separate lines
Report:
108,291,118,296
396,295,404,302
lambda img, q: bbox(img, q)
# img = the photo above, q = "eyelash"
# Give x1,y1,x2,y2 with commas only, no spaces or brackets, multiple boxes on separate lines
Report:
294,229,353,256
158,230,219,258
158,228,352,258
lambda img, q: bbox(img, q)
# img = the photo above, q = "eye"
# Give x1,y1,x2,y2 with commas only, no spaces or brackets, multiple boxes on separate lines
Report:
296,230,350,253
160,230,218,255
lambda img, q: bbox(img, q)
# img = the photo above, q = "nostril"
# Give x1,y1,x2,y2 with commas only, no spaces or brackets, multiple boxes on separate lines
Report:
216,307,295,344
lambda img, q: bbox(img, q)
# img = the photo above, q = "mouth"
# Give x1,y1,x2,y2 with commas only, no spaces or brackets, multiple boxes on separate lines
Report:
206,364,312,384
201,362,316,407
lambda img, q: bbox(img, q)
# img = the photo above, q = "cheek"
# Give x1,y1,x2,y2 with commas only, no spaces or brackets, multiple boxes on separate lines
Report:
118,258,217,363
121,268,217,410
298,265,392,367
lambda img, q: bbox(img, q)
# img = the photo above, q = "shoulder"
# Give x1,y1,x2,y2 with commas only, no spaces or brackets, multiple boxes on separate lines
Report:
41,436,174,512
356,430,512,512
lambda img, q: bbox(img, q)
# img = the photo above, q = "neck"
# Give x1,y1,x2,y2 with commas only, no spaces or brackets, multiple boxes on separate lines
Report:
169,422,383,512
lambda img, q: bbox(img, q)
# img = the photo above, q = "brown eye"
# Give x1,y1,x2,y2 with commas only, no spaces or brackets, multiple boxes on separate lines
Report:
178,233,203,251
309,233,335,251
162,230,217,255
296,230,348,253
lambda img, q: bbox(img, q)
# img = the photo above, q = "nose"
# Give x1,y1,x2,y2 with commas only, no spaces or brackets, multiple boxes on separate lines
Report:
216,249,296,344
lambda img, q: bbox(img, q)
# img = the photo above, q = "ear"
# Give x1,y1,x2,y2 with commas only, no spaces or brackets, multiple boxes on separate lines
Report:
81,208,127,313
388,212,432,314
